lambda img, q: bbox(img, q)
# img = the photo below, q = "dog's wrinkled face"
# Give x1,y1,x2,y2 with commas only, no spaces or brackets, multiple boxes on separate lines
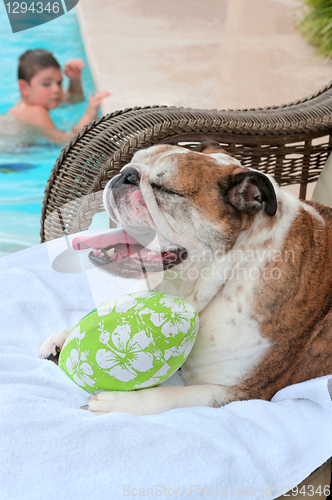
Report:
93,143,277,280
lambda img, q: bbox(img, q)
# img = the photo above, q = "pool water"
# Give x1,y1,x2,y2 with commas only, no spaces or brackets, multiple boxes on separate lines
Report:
0,4,103,257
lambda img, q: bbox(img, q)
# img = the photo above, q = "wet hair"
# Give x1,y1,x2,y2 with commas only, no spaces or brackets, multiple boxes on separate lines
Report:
18,49,60,83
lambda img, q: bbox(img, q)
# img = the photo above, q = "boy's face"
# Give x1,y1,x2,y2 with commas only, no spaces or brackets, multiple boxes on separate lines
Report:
20,67,64,109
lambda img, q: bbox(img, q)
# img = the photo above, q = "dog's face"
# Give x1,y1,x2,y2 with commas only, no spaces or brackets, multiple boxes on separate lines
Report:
97,143,277,284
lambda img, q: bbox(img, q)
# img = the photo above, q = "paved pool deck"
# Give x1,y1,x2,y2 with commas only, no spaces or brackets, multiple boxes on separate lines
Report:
76,0,332,197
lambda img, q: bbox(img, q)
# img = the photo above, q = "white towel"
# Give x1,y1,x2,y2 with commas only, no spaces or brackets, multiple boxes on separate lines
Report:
1,232,332,500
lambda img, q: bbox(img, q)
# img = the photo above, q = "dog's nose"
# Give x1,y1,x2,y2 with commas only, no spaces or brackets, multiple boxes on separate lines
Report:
110,167,140,189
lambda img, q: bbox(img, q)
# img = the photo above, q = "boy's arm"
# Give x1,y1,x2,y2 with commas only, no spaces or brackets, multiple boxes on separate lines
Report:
19,105,74,144
28,91,109,144
63,59,85,104
72,91,110,133
42,90,109,144
40,127,74,145
12,91,109,145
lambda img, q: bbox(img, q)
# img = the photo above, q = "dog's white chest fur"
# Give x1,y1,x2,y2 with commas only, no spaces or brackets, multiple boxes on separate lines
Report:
181,281,271,387
178,191,302,389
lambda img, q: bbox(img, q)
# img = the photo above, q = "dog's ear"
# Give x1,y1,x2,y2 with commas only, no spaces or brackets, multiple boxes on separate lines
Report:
194,140,228,155
226,171,277,216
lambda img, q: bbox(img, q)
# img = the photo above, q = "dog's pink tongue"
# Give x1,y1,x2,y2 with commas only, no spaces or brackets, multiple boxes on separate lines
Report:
72,229,139,250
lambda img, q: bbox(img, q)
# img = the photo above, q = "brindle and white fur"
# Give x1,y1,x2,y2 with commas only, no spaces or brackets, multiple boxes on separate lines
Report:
40,142,332,416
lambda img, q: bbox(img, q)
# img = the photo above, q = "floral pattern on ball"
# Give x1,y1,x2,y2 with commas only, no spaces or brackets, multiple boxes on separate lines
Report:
59,291,199,393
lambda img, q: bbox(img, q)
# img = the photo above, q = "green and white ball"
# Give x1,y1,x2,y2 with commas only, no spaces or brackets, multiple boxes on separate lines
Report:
59,291,199,393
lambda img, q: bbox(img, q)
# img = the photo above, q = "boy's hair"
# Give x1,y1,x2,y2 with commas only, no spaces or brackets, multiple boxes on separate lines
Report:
18,49,60,83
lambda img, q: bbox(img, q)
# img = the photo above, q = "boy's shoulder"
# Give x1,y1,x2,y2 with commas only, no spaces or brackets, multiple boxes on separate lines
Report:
8,101,55,129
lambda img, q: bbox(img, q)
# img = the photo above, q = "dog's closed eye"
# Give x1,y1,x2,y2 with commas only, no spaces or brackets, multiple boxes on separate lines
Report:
150,182,183,197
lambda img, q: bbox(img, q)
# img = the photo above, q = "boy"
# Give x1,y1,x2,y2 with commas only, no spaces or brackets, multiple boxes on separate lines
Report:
8,49,110,144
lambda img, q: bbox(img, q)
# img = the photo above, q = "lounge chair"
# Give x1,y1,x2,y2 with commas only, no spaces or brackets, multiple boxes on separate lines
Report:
8,82,332,498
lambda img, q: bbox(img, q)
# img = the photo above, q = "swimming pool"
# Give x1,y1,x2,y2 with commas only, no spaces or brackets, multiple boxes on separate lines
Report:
0,4,102,257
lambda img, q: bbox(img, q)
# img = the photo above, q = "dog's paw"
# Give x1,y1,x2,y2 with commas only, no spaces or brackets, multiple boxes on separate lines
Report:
81,385,184,416
82,388,166,416
39,328,72,362
82,391,140,416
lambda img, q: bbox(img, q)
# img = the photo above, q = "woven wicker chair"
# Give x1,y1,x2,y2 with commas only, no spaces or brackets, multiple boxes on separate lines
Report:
40,81,332,243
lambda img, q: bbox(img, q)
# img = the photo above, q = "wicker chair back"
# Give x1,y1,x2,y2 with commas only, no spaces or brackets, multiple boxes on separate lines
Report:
41,82,332,242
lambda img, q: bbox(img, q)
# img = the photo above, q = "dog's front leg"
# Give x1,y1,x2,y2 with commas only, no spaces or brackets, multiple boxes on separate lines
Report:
82,384,235,416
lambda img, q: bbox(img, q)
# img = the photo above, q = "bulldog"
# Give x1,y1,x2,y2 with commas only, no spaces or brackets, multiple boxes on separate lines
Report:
40,142,332,416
